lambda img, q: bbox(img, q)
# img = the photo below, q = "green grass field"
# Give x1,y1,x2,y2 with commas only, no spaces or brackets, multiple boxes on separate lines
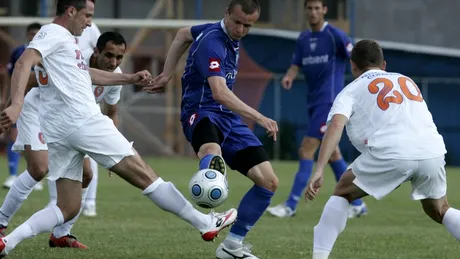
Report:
0,156,459,258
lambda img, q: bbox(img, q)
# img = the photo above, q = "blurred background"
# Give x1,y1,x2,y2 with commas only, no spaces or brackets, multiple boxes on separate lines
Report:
0,0,459,165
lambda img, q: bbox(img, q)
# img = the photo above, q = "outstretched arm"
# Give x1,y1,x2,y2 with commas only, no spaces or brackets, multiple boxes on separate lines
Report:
10,49,41,107
161,27,194,78
208,76,278,140
89,68,151,86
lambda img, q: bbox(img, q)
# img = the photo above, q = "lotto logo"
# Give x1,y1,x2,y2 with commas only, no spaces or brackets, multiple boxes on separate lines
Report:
208,58,221,72
38,132,45,144
189,113,198,126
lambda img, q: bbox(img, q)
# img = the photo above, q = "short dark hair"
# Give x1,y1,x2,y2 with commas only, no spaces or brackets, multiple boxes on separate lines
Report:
228,0,260,14
26,22,41,32
351,39,384,70
96,31,127,52
304,0,326,7
56,0,87,16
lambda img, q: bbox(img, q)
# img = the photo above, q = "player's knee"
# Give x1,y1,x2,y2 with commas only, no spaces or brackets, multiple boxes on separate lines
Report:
82,169,93,188
422,198,450,224
27,161,48,181
197,143,222,159
299,137,320,159
247,162,278,192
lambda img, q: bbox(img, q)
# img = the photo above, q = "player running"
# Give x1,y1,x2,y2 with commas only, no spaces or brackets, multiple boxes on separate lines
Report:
0,31,126,249
0,0,236,256
266,0,366,219
145,0,278,258
306,39,460,259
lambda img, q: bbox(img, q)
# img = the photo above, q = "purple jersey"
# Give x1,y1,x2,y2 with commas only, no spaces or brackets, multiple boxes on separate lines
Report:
292,22,352,108
180,21,239,121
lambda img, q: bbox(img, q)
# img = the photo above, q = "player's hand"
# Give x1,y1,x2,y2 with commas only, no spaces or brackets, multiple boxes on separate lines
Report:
305,171,324,201
256,116,278,141
131,70,152,84
142,72,172,94
281,75,293,90
0,104,21,133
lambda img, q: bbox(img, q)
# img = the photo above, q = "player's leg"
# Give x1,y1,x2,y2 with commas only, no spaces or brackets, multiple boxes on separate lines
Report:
217,124,277,259
81,114,236,241
82,157,98,217
267,136,318,218
48,157,92,248
3,126,20,189
0,141,84,256
0,146,48,235
312,169,368,259
329,147,367,218
190,117,227,175
410,156,460,240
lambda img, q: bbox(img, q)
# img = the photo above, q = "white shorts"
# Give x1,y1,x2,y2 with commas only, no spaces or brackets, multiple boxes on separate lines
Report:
349,152,446,200
12,99,48,152
47,113,134,182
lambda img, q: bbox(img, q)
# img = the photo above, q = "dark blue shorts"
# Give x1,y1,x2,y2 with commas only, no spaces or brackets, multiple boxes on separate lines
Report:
306,104,332,140
182,110,262,170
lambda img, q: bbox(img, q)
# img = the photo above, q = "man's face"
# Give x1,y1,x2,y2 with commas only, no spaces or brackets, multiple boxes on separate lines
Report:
305,1,327,26
94,41,126,72
224,5,259,41
26,29,39,42
69,0,94,36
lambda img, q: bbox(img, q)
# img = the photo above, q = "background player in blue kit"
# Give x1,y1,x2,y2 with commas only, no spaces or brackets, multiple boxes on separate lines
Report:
145,1,278,258
266,0,367,219
2,22,42,190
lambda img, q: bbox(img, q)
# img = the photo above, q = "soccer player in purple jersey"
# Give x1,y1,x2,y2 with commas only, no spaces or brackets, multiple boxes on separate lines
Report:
267,0,367,219
145,1,279,258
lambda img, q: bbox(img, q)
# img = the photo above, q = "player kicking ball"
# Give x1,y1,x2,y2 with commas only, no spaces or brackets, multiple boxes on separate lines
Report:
144,1,278,258
306,39,460,259
0,0,236,256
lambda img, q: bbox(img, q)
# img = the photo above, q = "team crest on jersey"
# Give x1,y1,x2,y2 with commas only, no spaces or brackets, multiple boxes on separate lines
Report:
94,86,104,97
38,132,45,144
208,58,221,72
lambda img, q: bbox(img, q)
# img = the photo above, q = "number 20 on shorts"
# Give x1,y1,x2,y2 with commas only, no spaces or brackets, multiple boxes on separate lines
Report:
368,76,423,110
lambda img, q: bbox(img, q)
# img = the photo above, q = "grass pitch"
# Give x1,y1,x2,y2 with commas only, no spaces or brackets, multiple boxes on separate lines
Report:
0,157,458,258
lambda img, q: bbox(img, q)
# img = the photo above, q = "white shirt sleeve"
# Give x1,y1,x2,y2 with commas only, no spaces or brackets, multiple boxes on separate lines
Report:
27,28,63,59
104,67,122,105
327,89,354,124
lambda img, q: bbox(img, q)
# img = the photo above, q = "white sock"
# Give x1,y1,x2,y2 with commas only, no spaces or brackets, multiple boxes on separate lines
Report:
143,178,211,232
313,196,349,257
442,207,460,239
85,158,98,207
47,180,57,206
52,188,88,238
0,170,38,226
4,204,64,253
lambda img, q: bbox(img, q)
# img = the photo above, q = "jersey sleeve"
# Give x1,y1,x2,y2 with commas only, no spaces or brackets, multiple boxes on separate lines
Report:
192,34,226,78
291,33,305,67
27,29,64,60
336,31,353,59
104,67,122,105
191,23,213,40
327,89,354,123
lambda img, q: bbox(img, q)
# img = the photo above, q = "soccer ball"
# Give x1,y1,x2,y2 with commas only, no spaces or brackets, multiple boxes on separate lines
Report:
189,169,229,209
